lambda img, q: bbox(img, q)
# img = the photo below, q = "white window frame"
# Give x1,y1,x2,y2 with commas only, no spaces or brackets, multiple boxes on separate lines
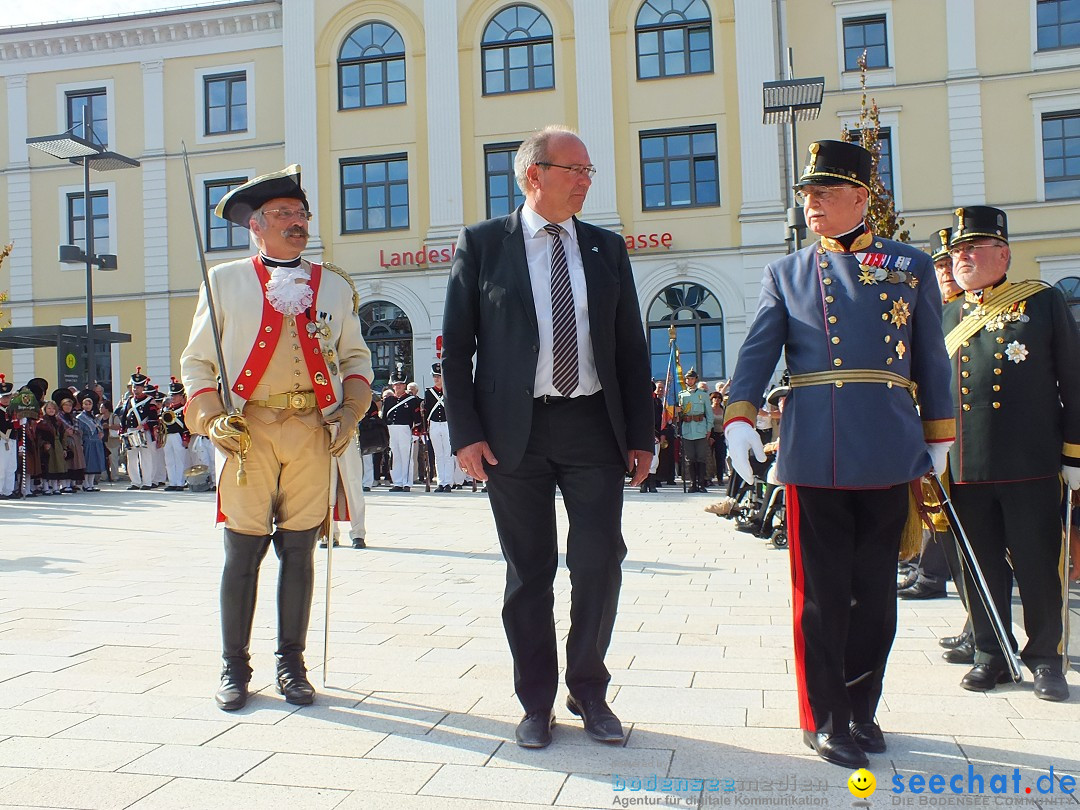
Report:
1036,254,1080,288
1031,0,1080,71
195,168,256,258
834,0,896,90
57,180,117,272
836,106,903,210
1030,88,1080,202
194,62,256,145
56,79,116,149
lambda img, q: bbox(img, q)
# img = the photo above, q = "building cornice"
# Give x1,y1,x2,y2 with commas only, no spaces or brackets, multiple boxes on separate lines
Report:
0,1,280,66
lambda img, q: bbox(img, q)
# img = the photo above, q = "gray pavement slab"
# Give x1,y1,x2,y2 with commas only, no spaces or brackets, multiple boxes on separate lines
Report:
1,482,1079,809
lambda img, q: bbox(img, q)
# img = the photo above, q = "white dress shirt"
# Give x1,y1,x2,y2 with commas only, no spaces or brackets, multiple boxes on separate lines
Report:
520,203,601,398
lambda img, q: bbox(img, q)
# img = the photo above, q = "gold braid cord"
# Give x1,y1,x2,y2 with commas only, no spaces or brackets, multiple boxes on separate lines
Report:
321,261,361,314
209,412,252,486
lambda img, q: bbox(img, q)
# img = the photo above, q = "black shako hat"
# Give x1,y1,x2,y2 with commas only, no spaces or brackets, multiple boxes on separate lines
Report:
929,227,952,262
130,366,149,387
215,164,308,229
950,206,1008,246
389,363,408,385
167,376,185,396
431,362,442,376
0,374,12,396
795,140,873,191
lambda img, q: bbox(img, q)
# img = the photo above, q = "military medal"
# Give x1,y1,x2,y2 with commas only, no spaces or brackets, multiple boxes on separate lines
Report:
854,251,918,288
1005,341,1028,364
895,340,906,359
889,298,911,328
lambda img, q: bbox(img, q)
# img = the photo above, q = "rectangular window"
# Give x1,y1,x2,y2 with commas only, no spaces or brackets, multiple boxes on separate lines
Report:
67,190,110,255
843,16,889,71
66,88,108,147
1043,110,1080,199
876,128,894,195
341,154,409,233
484,143,524,218
205,178,248,250
1037,0,1080,51
639,126,720,210
204,72,247,135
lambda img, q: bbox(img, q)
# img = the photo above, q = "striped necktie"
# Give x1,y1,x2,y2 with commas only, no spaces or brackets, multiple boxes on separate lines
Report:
544,223,579,397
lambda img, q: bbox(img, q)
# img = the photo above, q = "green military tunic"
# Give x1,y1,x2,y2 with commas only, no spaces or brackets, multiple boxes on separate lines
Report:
677,387,714,440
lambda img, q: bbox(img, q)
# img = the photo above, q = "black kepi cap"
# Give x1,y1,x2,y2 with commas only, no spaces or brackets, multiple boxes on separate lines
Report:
215,164,308,228
929,227,952,262
431,362,442,376
950,206,1008,246
795,140,872,191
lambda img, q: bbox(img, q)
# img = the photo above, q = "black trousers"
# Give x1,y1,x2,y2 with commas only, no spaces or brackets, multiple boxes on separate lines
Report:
486,393,626,714
787,483,908,734
951,476,1065,672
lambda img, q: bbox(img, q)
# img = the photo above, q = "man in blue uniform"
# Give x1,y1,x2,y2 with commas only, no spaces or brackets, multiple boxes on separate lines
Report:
724,140,955,768
943,206,1080,701
678,368,713,492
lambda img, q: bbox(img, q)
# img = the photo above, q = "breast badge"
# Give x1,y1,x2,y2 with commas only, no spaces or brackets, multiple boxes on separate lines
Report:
1005,341,1029,364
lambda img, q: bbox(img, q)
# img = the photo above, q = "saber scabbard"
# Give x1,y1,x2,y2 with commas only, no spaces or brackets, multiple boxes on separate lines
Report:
1064,494,1074,675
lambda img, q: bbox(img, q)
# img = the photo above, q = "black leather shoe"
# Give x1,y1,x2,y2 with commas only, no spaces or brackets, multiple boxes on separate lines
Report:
942,639,975,664
215,667,250,711
351,537,366,549
961,663,1009,692
566,695,624,742
276,667,316,705
515,711,555,748
389,486,403,492
898,581,947,600
849,721,886,754
897,572,917,591
1033,667,1070,702
940,632,970,649
802,730,868,768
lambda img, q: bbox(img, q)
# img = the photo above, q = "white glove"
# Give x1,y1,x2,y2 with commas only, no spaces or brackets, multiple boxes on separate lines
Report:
1064,465,1080,491
725,421,766,483
927,442,953,476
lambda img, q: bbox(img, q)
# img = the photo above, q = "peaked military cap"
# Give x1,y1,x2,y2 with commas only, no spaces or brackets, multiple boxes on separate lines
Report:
0,374,12,396
795,140,872,191
130,366,149,387
950,205,1008,246
929,227,952,262
431,362,442,376
167,376,185,396
215,164,308,228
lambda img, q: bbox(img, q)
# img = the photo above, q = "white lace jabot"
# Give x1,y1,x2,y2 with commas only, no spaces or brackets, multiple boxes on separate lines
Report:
264,265,313,316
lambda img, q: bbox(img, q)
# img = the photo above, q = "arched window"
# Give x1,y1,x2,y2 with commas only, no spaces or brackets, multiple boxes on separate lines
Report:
1055,276,1080,325
635,0,713,80
339,22,406,110
481,5,554,95
647,282,725,381
359,300,413,388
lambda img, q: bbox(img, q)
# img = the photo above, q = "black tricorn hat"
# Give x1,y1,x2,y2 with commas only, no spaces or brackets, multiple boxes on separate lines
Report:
168,376,185,396
431,362,442,376
929,227,952,262
0,374,12,396
215,164,308,228
795,140,872,191
950,206,1008,246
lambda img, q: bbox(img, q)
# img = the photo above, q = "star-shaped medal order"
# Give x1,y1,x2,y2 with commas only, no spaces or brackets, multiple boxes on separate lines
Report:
889,298,911,328
895,340,906,359
858,267,877,285
1006,341,1028,364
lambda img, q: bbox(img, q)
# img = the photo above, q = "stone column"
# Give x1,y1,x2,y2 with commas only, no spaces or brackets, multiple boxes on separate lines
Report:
945,0,984,205
6,74,34,382
282,0,322,252
424,0,465,241
141,60,172,380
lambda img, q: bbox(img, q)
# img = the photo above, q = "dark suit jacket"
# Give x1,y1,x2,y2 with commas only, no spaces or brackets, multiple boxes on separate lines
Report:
442,206,653,474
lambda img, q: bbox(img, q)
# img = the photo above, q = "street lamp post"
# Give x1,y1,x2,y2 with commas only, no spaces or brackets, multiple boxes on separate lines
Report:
27,128,138,386
762,50,825,253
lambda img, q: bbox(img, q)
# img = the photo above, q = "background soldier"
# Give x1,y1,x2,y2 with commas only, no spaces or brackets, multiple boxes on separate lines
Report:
382,366,422,491
943,205,1080,701
425,362,457,492
119,369,158,490
181,165,372,712
161,378,191,491
678,368,713,492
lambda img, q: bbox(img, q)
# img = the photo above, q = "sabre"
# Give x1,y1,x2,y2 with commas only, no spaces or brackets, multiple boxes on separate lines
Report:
927,474,1024,682
1064,493,1074,675
180,142,249,485
323,424,339,688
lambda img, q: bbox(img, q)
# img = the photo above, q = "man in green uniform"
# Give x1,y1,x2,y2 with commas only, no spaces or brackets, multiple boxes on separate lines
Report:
678,368,713,492
943,205,1080,701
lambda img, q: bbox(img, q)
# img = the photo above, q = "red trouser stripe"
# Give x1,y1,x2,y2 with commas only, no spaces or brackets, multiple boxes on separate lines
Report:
786,484,816,731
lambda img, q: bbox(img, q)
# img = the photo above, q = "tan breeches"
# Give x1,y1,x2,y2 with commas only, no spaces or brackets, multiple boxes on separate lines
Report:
219,406,330,535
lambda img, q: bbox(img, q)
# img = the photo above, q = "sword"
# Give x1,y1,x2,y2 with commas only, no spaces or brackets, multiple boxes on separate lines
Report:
180,142,250,485
1064,492,1074,675
927,474,1024,682
323,424,339,688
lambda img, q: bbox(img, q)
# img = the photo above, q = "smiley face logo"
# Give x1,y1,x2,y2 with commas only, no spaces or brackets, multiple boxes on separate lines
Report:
848,768,876,798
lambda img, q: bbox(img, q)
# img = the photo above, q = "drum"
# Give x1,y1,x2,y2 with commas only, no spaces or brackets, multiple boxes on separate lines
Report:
121,429,148,452
184,464,212,492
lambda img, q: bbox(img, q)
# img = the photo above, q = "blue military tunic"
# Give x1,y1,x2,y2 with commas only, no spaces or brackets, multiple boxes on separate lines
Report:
678,387,713,440
724,232,954,488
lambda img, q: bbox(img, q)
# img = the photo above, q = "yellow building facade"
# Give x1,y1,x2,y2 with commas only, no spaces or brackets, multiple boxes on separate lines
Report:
1,0,1078,397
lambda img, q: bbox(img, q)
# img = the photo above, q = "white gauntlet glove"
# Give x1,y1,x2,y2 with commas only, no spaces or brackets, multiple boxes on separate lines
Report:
1063,465,1080,491
927,442,953,476
724,421,766,483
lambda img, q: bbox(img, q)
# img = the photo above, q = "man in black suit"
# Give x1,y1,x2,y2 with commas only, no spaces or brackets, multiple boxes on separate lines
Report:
443,125,653,749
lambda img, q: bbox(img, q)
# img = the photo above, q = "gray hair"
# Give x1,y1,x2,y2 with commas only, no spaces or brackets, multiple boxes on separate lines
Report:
514,125,578,195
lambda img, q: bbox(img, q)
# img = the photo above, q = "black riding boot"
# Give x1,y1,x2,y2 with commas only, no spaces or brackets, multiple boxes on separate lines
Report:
217,529,272,711
695,463,709,494
273,527,319,705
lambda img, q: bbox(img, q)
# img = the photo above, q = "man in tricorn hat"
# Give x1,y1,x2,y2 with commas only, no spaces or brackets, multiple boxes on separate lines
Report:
724,140,954,767
677,367,713,492
942,205,1080,701
181,164,372,711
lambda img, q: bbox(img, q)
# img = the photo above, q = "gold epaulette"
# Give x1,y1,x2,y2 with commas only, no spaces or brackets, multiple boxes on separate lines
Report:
321,261,361,314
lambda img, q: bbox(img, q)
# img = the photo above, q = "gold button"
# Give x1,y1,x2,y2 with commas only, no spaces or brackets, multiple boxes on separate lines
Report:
880,293,888,301
875,241,883,248
265,326,273,333
833,358,842,367
294,383,301,390
325,395,332,402
313,348,319,355
962,403,971,411
993,384,1000,392
962,341,970,348
825,295,834,303
258,341,266,348
886,357,894,365
828,316,838,324
994,353,1003,360
295,357,301,363
992,402,1001,409
293,344,300,351
244,370,252,376
996,337,1004,344
820,261,829,268
961,356,969,362
237,384,244,391
961,387,969,394
963,303,970,310
291,332,298,338
295,370,302,376
887,381,893,389
835,381,844,388
881,313,889,321
994,368,1002,375
961,371,970,378
884,335,892,344
823,278,833,285
831,336,840,344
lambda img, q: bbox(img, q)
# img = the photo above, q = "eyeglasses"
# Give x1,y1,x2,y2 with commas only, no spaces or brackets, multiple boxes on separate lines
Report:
948,242,1003,259
536,162,597,178
261,207,312,222
794,186,852,204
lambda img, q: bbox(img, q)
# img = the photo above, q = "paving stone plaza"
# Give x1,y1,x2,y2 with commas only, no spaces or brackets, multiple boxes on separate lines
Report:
1,485,1078,809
